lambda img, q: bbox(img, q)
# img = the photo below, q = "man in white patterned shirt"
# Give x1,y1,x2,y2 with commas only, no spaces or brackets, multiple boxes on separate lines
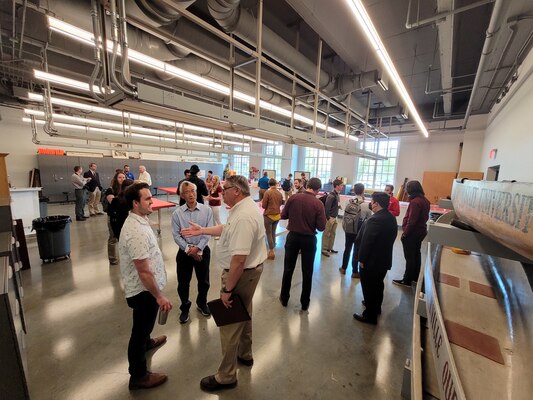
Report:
119,182,172,390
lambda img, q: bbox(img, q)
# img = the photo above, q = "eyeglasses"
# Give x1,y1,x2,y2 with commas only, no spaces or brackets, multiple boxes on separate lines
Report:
222,185,236,192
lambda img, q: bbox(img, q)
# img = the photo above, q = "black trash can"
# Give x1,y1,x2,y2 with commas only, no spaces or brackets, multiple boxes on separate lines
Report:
39,196,49,217
32,216,72,262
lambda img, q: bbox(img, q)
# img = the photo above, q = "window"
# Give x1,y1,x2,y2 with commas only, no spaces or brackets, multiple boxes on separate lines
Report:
356,139,399,189
231,146,250,177
263,143,283,176
304,147,332,183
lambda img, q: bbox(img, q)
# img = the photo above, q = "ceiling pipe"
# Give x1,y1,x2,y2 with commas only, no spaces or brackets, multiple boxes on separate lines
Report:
462,0,505,129
405,0,495,29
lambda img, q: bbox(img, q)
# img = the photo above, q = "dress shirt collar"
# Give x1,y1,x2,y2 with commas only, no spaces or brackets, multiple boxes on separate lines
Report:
128,211,149,225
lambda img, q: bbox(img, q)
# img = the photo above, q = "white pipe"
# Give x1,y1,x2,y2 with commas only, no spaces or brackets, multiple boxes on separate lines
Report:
462,0,505,129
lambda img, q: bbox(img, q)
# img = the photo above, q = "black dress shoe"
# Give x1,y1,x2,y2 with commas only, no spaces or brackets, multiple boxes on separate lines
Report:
196,304,211,317
279,296,288,307
200,375,237,391
353,313,377,325
392,279,411,288
76,217,86,221
329,249,339,254
237,356,254,366
361,300,381,314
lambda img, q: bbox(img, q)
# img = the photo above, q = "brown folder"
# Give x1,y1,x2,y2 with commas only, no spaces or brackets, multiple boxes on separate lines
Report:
207,294,251,327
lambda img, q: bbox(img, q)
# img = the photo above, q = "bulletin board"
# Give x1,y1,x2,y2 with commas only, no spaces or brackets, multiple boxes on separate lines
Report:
294,171,311,180
263,169,276,179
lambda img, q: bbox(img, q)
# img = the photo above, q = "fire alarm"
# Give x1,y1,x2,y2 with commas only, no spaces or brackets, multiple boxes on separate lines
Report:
489,149,497,159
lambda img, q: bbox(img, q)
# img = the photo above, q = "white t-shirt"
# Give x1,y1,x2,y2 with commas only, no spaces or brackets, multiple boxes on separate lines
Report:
119,212,167,298
138,171,152,186
217,196,267,270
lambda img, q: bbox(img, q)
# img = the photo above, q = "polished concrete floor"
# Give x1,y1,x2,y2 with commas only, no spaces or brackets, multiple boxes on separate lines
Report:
21,199,421,400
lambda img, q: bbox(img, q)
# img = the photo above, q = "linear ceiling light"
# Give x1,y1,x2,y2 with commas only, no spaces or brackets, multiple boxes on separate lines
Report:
33,70,108,94
345,0,429,138
27,93,271,144
23,117,231,148
47,17,358,142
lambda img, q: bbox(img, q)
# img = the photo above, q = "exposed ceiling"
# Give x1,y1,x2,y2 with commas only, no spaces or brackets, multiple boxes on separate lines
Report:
0,0,532,156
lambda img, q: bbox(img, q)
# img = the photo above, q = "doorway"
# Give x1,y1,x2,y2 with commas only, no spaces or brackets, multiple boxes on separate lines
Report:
486,165,500,181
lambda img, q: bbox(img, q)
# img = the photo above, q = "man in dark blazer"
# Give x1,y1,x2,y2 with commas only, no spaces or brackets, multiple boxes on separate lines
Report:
353,191,398,324
176,165,208,206
83,162,104,216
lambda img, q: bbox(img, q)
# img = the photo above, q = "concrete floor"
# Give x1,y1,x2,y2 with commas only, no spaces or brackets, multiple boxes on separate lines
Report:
21,199,420,400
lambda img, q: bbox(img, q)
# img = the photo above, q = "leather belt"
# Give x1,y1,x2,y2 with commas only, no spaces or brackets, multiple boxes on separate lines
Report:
224,263,263,272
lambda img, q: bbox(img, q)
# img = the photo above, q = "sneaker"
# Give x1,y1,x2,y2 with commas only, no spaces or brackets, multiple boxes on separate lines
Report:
129,372,168,390
109,260,119,265
339,267,346,275
392,279,411,288
321,251,330,257
196,304,211,317
146,335,167,351
179,310,190,324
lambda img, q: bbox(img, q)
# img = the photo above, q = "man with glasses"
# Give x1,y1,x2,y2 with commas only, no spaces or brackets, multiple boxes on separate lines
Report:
279,177,326,311
181,175,267,392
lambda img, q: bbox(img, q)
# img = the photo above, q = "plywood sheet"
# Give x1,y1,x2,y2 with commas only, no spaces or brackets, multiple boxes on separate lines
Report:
423,171,457,204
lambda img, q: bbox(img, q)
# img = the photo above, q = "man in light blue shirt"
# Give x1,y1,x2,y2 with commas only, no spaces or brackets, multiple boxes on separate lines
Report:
258,171,270,201
171,181,213,324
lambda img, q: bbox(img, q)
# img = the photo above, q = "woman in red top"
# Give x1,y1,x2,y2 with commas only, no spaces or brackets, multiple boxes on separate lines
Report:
207,175,223,227
393,180,430,287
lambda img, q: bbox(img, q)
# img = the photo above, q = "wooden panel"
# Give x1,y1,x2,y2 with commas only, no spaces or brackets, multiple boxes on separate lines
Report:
458,171,484,180
0,154,10,206
422,171,457,204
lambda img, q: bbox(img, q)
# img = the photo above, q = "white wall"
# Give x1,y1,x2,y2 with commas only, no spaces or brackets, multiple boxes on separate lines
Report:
480,47,533,182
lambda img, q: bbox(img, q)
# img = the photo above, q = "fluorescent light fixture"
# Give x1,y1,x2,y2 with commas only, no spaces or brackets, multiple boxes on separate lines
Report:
46,17,358,141
34,70,107,94
377,78,388,91
27,94,273,144
345,0,429,137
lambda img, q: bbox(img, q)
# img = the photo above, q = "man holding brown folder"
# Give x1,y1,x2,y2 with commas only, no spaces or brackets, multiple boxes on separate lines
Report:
182,175,267,392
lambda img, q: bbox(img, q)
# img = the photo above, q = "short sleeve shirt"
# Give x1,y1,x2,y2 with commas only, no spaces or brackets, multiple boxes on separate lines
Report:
119,212,167,298
217,196,267,270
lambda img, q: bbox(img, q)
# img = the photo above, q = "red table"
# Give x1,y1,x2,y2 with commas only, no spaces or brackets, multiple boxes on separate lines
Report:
150,197,177,235
157,187,177,202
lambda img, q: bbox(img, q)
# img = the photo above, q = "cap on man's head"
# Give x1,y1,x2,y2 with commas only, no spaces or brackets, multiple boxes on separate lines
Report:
190,165,200,173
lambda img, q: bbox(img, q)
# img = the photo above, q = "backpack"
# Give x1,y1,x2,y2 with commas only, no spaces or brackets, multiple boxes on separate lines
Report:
319,192,330,206
342,199,362,234
281,179,291,192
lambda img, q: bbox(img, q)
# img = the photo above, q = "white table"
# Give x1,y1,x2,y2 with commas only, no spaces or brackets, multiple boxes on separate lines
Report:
10,188,42,235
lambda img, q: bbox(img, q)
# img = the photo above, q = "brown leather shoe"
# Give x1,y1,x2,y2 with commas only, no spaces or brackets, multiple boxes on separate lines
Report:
200,375,237,391
146,335,167,351
267,250,275,260
129,372,168,390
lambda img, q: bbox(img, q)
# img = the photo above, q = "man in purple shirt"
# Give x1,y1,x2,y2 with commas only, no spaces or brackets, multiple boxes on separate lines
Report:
279,177,326,311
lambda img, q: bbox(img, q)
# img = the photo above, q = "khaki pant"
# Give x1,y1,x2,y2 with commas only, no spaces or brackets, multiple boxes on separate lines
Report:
215,266,263,384
322,217,338,251
284,190,292,202
258,188,267,201
88,187,102,215
263,215,279,250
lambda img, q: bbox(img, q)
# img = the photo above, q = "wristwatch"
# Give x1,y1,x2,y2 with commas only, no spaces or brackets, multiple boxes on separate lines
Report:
221,286,233,294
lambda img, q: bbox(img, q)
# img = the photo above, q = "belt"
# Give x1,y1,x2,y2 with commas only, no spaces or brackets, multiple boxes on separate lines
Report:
224,263,263,272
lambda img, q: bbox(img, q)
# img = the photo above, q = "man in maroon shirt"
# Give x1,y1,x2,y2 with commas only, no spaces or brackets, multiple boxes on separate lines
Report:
279,177,326,311
393,180,430,287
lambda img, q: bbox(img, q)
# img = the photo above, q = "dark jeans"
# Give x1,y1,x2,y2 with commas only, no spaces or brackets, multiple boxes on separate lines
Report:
74,188,86,218
341,233,358,272
280,232,317,308
360,266,387,321
176,246,210,311
401,233,426,283
126,291,159,378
